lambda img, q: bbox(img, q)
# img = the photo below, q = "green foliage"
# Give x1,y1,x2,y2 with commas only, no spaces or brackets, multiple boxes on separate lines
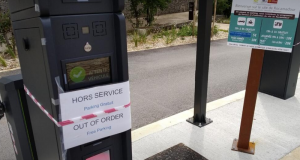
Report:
152,34,159,45
212,25,219,36
219,29,228,32
139,33,147,44
177,24,197,37
0,13,11,34
132,32,139,47
171,27,177,38
131,31,148,47
127,0,172,27
156,32,164,38
165,27,177,44
6,47,16,59
137,23,202,46
223,0,233,18
0,55,7,67
216,17,231,24
222,18,231,24
213,0,232,18
0,12,17,60
162,30,170,37
128,0,144,28
143,0,172,26
154,29,168,38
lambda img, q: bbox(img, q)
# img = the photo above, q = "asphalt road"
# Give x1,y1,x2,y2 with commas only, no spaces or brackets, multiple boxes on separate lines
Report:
0,39,251,160
129,39,251,129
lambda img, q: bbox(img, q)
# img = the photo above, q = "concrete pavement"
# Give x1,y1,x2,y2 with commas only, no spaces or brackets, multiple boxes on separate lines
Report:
132,76,300,160
0,115,15,160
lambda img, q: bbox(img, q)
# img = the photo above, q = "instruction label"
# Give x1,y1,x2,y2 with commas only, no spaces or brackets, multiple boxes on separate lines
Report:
228,0,300,53
59,81,131,149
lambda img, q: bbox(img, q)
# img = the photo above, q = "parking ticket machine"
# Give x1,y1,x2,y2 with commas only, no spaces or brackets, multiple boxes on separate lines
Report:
259,15,300,100
8,0,124,21
6,0,132,160
0,74,37,160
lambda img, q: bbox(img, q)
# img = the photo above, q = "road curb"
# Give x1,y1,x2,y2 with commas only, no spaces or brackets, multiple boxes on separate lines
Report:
0,68,20,74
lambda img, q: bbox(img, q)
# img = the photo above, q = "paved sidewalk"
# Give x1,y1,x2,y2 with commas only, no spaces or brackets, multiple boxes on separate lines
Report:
0,115,15,160
132,76,300,160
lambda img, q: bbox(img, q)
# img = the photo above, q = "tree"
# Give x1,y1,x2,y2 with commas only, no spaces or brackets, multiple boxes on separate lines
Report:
214,0,231,17
128,0,144,28
211,0,217,38
143,0,171,26
192,0,198,36
223,0,232,18
0,12,16,59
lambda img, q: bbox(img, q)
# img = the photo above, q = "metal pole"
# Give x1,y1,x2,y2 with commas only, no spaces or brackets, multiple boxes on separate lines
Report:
187,0,213,127
232,49,265,154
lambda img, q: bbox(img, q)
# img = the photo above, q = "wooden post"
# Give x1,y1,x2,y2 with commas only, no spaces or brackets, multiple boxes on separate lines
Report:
232,49,265,155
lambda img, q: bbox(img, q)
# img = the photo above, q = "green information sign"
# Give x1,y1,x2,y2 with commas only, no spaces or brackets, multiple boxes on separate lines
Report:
228,0,300,53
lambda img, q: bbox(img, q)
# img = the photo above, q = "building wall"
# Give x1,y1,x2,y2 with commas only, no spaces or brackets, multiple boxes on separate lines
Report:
124,0,194,16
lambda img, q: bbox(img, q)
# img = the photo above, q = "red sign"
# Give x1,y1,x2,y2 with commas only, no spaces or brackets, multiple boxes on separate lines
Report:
268,0,278,4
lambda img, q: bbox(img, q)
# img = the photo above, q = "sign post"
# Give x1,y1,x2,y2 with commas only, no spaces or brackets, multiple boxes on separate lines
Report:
187,0,213,127
228,0,300,154
232,49,264,154
189,2,194,20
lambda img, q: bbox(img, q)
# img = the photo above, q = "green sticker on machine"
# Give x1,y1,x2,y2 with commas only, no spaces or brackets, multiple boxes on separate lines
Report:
70,67,86,83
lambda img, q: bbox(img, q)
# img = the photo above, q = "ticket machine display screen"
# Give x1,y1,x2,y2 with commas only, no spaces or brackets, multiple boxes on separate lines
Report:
66,57,111,88
86,150,110,160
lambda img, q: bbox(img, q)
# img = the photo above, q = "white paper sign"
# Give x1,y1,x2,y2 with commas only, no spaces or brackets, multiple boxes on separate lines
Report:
59,81,131,149
59,81,130,120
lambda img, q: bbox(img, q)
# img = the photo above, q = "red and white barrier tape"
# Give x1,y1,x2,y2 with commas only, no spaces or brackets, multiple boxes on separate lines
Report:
7,122,18,155
10,133,18,155
24,85,130,127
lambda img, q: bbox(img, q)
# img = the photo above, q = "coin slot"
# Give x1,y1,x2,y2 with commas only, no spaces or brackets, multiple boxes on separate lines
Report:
23,38,30,51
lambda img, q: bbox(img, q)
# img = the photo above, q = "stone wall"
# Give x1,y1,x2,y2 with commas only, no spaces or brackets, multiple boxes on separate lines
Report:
124,0,195,16
158,0,195,15
0,0,193,15
0,0,8,13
